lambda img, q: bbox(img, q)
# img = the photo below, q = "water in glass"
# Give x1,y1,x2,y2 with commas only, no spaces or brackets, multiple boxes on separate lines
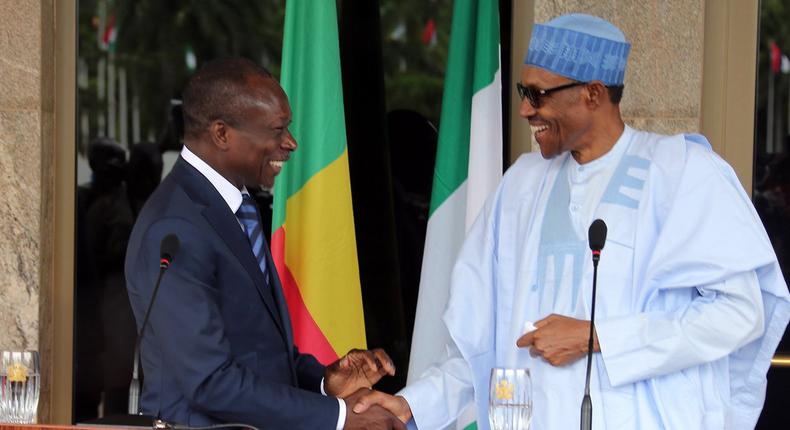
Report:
489,367,532,430
0,351,40,424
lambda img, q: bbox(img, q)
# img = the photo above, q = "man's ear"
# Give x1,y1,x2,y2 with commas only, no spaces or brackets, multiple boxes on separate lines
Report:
208,120,231,151
584,81,608,108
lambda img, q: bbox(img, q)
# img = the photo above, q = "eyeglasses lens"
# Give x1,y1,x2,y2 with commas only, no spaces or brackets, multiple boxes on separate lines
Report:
516,83,540,108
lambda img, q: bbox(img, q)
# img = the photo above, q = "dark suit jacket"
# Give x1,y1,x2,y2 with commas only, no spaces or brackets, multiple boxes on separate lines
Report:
125,157,338,429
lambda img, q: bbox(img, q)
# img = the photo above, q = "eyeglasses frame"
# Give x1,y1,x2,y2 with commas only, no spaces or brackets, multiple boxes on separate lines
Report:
516,81,587,109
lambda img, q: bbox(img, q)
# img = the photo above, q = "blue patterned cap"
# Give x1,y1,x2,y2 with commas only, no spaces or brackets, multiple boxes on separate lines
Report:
525,13,631,86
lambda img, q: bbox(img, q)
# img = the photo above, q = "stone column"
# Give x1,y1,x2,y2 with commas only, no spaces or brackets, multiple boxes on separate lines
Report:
0,0,56,422
533,0,705,135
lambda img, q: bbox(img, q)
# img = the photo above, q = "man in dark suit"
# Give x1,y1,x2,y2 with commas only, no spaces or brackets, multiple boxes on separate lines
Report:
125,58,404,430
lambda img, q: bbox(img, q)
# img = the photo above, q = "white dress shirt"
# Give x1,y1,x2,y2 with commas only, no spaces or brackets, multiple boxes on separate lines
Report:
566,125,632,239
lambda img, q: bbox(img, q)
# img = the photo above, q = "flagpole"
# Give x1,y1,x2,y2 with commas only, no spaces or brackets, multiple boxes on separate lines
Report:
108,51,116,140
119,67,128,148
768,64,775,154
98,57,106,136
785,55,790,141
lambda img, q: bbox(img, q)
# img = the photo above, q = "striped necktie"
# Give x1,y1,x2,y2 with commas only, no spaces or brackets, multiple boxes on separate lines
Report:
236,194,270,283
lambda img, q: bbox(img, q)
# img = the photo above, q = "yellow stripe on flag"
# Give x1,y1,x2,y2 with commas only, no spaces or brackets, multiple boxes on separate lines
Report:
283,149,366,354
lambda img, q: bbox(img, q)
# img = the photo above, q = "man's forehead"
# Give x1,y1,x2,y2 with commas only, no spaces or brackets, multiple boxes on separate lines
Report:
520,66,568,85
245,75,284,99
243,79,288,105
239,93,291,124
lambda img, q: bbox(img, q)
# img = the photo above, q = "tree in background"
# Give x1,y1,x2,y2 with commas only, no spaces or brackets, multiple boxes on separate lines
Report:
78,0,284,149
380,0,452,126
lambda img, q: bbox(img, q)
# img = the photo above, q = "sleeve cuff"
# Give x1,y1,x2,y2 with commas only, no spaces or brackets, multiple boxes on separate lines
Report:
336,398,346,430
320,378,344,430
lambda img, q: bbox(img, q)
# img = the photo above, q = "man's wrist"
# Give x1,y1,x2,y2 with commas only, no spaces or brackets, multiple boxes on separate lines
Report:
321,378,345,430
395,395,413,422
592,324,601,352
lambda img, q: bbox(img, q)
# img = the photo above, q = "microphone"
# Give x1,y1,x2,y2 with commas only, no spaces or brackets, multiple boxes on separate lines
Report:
129,234,180,414
581,219,607,430
588,219,606,262
159,234,180,269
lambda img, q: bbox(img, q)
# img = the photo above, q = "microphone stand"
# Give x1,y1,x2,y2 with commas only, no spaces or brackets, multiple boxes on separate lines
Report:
128,259,170,414
580,249,600,430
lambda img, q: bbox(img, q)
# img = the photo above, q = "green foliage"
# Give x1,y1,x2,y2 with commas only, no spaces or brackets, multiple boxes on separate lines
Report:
78,0,285,147
756,0,790,153
77,0,453,145
380,0,453,126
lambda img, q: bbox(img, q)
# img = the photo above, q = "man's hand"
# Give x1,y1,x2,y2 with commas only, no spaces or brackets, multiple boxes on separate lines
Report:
324,348,395,398
515,314,599,366
350,389,413,423
344,389,407,430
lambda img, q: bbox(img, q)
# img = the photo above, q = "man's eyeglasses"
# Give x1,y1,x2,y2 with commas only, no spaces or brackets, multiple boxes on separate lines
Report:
516,81,586,109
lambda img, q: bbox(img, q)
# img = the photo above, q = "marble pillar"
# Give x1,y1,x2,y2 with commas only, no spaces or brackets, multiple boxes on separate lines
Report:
0,0,56,422
533,0,705,135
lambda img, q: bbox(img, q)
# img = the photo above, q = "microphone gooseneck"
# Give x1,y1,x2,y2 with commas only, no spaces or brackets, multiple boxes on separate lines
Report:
151,418,260,430
581,219,607,430
129,234,181,414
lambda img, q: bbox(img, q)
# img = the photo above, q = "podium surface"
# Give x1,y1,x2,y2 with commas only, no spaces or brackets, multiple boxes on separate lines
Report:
0,426,142,430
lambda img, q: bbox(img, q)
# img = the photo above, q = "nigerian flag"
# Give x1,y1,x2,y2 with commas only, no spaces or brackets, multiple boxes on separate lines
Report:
407,0,503,429
272,0,366,364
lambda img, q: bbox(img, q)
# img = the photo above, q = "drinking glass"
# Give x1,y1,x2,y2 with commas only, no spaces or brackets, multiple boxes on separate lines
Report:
489,367,532,430
0,350,40,424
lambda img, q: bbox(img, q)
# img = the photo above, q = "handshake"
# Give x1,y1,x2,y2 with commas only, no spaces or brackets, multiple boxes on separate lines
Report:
324,348,413,430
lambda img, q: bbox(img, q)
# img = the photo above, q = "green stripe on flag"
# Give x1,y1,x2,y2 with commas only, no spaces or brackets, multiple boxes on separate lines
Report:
472,1,501,93
429,0,500,215
273,0,348,229
463,423,478,430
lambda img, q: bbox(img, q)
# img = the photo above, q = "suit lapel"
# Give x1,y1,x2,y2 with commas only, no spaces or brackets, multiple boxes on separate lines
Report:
171,158,288,342
261,241,295,361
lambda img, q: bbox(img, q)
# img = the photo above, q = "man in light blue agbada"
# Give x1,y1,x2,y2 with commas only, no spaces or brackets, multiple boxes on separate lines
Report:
353,13,790,430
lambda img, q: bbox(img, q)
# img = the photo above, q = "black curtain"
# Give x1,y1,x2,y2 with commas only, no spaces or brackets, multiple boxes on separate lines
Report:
339,0,409,393
500,0,512,166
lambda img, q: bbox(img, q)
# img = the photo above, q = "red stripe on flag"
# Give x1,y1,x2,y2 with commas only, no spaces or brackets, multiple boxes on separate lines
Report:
102,14,116,45
421,18,436,45
271,227,339,365
772,41,781,74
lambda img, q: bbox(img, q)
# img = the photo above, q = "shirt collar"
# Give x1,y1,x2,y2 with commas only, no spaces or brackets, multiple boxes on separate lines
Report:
569,125,633,176
180,145,248,213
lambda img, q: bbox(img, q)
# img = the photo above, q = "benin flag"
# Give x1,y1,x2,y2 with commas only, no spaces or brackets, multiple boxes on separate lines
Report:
272,0,366,365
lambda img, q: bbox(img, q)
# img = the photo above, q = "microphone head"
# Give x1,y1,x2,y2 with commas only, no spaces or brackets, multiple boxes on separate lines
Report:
160,234,180,265
588,219,607,251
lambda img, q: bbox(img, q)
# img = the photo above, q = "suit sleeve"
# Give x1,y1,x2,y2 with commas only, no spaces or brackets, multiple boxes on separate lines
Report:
131,218,339,430
293,345,325,392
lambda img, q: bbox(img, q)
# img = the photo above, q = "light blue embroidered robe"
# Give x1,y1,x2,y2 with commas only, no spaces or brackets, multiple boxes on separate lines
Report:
400,127,790,430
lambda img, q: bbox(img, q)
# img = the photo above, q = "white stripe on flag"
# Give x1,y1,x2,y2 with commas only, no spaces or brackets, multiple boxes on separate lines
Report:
467,68,503,232
408,182,468,383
